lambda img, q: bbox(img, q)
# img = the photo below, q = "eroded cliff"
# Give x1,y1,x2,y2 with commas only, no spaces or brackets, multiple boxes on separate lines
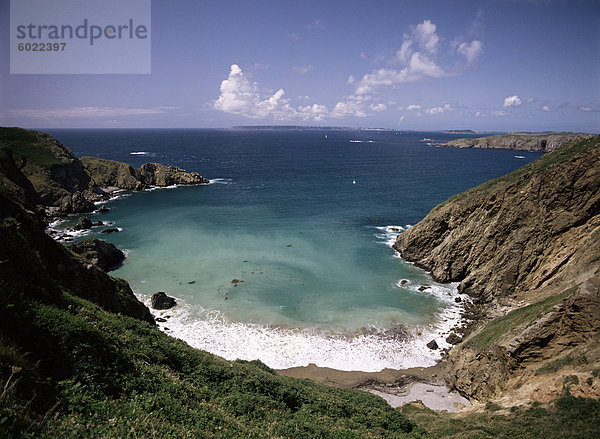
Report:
395,136,600,403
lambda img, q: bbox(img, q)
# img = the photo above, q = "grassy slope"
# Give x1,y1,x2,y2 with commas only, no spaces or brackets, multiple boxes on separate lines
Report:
439,135,600,209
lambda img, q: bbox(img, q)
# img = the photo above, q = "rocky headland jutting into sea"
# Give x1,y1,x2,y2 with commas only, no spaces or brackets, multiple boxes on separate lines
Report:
395,135,600,403
0,127,209,218
434,132,592,152
1,126,599,436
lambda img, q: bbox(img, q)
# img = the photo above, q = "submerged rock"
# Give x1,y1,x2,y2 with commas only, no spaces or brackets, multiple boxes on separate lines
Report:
101,228,119,234
151,292,177,310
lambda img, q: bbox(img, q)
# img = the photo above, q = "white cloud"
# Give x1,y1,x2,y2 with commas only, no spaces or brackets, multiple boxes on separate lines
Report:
355,51,446,95
293,65,313,75
491,110,508,116
347,75,355,85
579,106,596,112
406,104,421,111
398,115,405,123
369,103,387,112
542,105,552,112
395,40,413,64
424,103,453,115
414,20,439,54
214,64,297,120
298,104,329,121
331,98,367,118
457,40,483,63
474,111,486,117
503,95,522,107
353,19,458,95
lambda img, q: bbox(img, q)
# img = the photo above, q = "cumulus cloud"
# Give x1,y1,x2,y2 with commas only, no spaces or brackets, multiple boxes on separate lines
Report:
353,19,482,96
414,20,440,54
457,40,483,63
424,103,453,115
369,103,387,112
298,104,328,121
542,105,552,112
491,110,508,116
406,104,421,111
503,95,522,107
214,64,297,120
398,115,405,123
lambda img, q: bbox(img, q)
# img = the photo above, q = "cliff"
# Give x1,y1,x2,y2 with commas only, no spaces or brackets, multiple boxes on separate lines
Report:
80,157,209,191
436,133,592,152
394,136,600,403
0,127,209,216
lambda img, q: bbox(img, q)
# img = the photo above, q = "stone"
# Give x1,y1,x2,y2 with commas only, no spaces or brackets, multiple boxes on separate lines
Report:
68,237,125,271
151,292,177,310
74,216,93,230
446,333,463,345
96,205,110,213
418,285,430,292
426,340,439,350
101,228,119,234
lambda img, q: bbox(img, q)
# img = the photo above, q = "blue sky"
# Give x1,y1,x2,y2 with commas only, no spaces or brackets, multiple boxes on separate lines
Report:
1,0,599,132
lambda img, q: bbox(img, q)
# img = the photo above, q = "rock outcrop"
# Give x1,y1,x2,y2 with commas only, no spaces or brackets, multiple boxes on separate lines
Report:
0,192,154,324
81,157,209,191
436,133,592,152
68,237,125,271
395,136,600,305
395,136,600,403
1,127,209,217
151,291,177,310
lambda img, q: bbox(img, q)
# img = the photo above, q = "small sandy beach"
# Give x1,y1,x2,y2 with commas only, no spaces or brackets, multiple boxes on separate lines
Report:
278,361,471,412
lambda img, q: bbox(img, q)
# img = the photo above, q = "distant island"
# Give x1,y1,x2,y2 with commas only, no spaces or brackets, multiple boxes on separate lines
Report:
435,132,593,152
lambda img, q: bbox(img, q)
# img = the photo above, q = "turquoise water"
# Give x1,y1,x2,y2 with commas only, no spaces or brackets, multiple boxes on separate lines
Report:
48,129,543,371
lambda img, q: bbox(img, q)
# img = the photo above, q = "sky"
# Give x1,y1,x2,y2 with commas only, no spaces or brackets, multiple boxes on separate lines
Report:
1,0,599,132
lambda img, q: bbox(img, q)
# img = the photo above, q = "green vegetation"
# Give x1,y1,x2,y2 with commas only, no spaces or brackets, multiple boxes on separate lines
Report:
536,356,575,375
465,288,574,350
0,127,74,167
438,135,600,208
400,396,600,439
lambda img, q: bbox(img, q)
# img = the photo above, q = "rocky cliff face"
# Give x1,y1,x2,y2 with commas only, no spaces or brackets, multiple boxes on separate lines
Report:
81,157,209,191
1,127,209,217
394,136,600,403
436,133,592,152
0,192,154,324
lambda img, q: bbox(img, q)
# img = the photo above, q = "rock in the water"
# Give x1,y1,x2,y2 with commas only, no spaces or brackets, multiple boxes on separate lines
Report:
96,205,110,213
74,216,93,230
418,285,430,292
151,292,177,310
454,296,462,303
68,237,125,271
101,228,119,234
446,333,463,345
427,340,439,350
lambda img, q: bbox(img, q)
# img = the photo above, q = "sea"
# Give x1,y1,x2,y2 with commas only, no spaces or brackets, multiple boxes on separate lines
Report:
45,128,543,372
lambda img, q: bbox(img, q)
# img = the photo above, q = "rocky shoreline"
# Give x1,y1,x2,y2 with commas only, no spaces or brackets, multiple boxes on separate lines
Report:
434,132,592,152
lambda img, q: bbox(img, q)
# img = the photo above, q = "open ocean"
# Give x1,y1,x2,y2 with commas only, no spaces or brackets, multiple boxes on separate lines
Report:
46,128,543,371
